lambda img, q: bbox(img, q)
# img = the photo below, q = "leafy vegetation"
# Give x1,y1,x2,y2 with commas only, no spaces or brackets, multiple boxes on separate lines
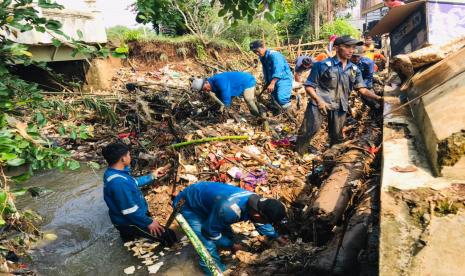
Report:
320,18,360,40
0,0,119,231
132,0,361,48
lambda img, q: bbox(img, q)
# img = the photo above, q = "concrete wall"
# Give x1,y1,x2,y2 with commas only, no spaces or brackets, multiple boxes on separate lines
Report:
410,70,465,179
13,0,106,46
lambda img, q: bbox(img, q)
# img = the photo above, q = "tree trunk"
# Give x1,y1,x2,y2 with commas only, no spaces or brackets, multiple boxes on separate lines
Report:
314,0,320,39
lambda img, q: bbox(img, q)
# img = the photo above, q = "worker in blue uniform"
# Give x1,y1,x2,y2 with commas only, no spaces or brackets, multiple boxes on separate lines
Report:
102,142,175,244
295,36,383,155
249,40,293,113
173,182,287,274
191,71,263,118
294,55,314,83
350,46,380,109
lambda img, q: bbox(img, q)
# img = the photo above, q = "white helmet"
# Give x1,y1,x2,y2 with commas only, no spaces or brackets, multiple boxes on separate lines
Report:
191,78,205,92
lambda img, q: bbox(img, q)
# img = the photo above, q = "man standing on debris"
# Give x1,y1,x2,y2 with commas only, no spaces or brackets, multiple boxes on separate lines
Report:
250,40,293,113
295,36,383,155
294,55,314,83
173,182,287,274
102,143,175,245
191,72,263,118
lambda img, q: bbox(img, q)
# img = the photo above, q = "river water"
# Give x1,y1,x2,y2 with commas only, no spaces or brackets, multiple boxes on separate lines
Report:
15,167,203,276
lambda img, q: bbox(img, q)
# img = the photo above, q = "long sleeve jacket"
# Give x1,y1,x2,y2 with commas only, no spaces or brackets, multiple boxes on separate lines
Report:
174,182,279,248
103,167,154,229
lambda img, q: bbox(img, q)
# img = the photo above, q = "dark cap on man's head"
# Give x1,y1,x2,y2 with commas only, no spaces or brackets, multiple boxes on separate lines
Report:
248,194,286,223
250,40,265,51
353,46,365,56
334,35,364,46
302,56,313,66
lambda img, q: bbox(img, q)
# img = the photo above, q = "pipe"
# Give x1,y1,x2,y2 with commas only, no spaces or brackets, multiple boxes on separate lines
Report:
175,213,224,276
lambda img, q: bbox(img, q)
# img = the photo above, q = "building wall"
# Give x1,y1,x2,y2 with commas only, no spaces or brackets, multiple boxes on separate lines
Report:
12,0,106,45
428,2,465,45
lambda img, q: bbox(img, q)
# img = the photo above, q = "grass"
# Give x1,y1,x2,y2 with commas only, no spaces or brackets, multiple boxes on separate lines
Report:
106,26,235,51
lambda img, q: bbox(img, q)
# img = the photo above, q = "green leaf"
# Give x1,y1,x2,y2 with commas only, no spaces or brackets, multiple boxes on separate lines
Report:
87,161,100,170
0,190,7,206
114,46,129,54
77,29,83,40
264,11,274,22
67,160,80,170
70,128,77,140
7,158,25,167
35,26,46,33
218,8,227,17
58,125,66,136
11,172,32,183
0,153,17,161
111,52,127,59
38,0,64,9
11,188,28,197
51,38,62,47
35,112,47,127
45,20,62,30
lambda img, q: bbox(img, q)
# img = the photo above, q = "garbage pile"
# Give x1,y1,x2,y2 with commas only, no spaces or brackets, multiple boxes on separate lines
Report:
103,61,385,275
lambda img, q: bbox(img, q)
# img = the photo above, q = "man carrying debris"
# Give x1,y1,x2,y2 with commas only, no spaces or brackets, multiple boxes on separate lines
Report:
102,143,175,245
294,55,314,83
191,72,263,118
295,36,383,155
250,40,293,114
173,182,287,274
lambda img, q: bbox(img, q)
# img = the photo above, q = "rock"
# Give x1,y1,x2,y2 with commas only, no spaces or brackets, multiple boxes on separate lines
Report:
123,266,135,274
43,233,58,241
148,262,164,274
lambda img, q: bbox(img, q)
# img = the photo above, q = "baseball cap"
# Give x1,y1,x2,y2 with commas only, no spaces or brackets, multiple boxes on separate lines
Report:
353,46,365,56
250,40,265,51
191,78,206,92
247,194,286,223
334,35,364,46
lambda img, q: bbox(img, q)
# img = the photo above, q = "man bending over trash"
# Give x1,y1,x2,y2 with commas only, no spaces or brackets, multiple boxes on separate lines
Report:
191,71,264,120
173,181,287,275
250,40,294,115
102,142,175,245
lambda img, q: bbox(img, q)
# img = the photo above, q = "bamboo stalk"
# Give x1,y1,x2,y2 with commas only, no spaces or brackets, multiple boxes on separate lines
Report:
170,136,249,149
175,213,224,276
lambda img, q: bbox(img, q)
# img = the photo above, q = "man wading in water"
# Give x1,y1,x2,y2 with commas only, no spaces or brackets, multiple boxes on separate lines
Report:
102,142,176,245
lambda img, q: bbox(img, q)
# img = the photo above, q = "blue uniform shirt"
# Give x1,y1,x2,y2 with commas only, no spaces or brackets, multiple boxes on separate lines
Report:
208,72,256,107
174,182,279,248
103,167,154,229
259,49,293,85
259,49,293,106
354,56,375,89
304,57,366,112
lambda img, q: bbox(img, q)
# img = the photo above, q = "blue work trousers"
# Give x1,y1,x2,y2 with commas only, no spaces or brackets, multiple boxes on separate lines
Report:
272,79,292,107
180,207,233,275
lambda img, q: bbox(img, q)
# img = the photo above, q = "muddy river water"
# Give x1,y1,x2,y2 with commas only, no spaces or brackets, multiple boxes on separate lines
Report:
15,167,203,275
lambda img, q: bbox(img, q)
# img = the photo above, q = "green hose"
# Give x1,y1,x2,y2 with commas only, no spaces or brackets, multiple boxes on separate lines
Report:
175,213,224,276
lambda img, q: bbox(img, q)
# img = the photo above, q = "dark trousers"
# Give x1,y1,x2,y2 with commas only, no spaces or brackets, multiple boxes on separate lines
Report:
115,224,177,246
115,224,157,242
296,104,347,155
